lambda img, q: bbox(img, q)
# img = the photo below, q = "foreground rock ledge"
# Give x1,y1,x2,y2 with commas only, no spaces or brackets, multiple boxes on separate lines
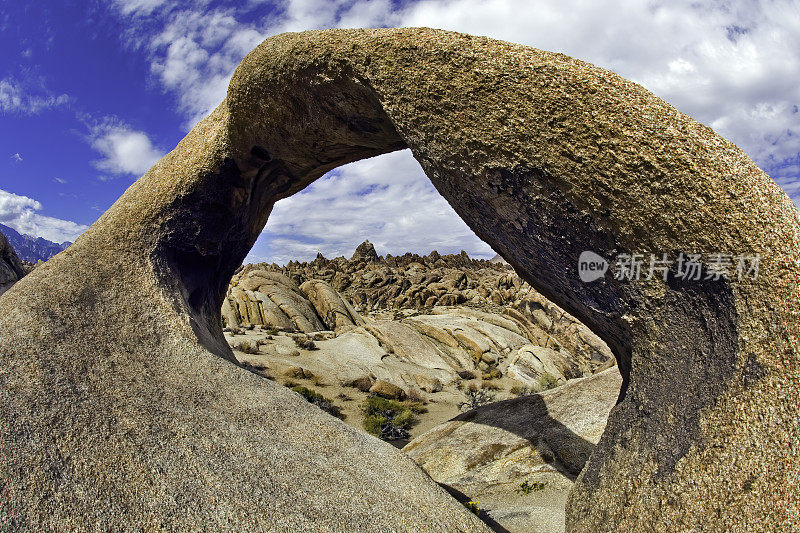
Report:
1,28,798,531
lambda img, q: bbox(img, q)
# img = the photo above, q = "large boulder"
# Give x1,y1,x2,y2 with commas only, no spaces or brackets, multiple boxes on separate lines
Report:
299,279,365,332
1,28,797,531
225,269,327,332
404,367,623,533
405,367,623,482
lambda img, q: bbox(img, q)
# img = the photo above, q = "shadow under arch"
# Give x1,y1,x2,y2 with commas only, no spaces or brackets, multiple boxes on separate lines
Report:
2,28,796,532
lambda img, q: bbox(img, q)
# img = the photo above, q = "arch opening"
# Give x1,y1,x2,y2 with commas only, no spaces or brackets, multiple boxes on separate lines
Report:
219,148,624,532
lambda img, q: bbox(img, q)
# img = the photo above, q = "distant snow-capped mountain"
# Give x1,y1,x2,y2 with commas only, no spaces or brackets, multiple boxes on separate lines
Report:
0,223,71,263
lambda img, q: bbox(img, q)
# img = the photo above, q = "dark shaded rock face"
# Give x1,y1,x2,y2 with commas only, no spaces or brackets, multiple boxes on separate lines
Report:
0,29,797,531
0,230,26,296
0,223,70,263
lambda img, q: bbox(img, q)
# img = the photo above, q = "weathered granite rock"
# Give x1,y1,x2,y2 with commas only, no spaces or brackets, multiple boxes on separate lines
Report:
1,28,797,531
225,269,327,332
505,345,581,391
404,367,623,533
299,279,365,333
351,239,380,263
405,367,623,484
241,241,615,369
369,379,406,400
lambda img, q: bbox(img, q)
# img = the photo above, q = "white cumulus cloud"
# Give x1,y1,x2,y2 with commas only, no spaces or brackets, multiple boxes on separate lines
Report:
88,118,165,177
0,189,88,243
146,9,267,127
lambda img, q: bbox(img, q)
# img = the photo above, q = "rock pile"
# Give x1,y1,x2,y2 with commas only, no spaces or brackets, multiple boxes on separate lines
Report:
224,243,613,371
222,245,614,397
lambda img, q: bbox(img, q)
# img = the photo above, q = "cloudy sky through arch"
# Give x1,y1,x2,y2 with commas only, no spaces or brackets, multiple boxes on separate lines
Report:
0,0,797,261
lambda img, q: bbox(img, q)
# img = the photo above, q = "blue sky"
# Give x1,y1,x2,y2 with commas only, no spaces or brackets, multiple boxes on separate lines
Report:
1,0,798,263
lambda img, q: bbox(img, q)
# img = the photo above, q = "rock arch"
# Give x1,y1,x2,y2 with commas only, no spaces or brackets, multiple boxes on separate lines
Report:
1,28,797,531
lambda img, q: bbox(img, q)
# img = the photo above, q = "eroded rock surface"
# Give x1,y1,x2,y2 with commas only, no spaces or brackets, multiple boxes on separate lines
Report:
223,249,612,400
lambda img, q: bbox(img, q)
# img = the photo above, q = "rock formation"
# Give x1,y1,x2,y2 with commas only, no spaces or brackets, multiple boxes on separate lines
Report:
0,230,26,296
406,367,623,485
405,367,622,532
221,249,612,396
223,245,613,372
0,28,797,531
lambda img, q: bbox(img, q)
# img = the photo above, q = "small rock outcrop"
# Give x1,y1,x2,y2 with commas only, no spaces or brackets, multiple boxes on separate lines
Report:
350,239,380,263
0,230,26,296
369,379,406,400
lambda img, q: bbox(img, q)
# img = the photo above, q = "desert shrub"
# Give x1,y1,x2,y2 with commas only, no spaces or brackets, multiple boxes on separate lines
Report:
265,327,280,336
481,381,500,391
289,349,301,357
246,324,255,330
510,385,534,396
489,368,502,379
361,396,425,440
463,500,480,515
293,335,317,350
337,392,352,401
255,338,271,347
537,372,560,391
310,375,326,387
291,386,342,419
459,386,496,411
405,388,426,404
457,370,475,380
283,380,298,388
233,341,259,354
516,480,546,494
229,327,244,336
